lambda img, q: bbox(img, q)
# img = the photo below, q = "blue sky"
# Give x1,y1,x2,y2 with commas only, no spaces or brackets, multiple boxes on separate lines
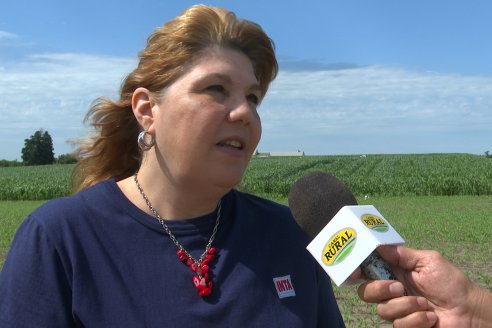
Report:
1,0,491,160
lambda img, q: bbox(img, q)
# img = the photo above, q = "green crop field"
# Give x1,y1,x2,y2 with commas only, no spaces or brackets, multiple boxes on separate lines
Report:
242,153,492,199
2,153,492,201
0,164,72,200
0,154,491,327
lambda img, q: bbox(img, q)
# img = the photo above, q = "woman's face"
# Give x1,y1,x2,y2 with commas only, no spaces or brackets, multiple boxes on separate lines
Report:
151,47,263,191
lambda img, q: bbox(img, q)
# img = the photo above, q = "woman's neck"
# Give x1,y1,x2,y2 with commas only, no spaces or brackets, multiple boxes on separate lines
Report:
118,168,227,221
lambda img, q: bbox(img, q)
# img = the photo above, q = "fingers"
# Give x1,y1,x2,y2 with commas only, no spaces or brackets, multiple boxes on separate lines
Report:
378,295,437,328
358,279,438,327
377,296,430,320
358,280,405,303
392,311,437,328
359,279,437,327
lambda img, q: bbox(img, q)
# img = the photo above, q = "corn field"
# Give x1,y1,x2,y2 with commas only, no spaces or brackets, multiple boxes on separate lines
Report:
0,164,72,200
240,153,492,198
1,155,491,327
1,154,492,200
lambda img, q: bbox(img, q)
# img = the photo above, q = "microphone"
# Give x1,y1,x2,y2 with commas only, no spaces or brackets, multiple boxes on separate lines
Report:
288,171,404,285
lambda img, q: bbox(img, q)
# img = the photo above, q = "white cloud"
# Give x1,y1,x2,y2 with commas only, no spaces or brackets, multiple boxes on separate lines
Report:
258,66,492,154
0,31,18,40
0,53,136,159
1,54,491,160
0,30,23,47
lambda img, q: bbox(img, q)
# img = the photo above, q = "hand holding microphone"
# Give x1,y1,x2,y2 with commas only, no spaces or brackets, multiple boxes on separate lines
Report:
288,172,404,285
358,245,492,328
288,172,492,327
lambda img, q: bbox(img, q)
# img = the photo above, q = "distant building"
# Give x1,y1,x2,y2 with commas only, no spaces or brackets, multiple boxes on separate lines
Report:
254,150,305,157
255,151,271,157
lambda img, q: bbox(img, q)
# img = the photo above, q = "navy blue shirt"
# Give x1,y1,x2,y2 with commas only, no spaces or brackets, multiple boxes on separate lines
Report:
0,180,345,327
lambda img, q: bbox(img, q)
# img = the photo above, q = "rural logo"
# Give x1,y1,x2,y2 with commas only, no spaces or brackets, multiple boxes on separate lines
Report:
322,228,356,266
361,214,389,232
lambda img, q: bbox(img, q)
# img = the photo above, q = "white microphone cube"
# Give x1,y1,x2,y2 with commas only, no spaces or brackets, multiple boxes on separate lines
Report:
306,205,405,286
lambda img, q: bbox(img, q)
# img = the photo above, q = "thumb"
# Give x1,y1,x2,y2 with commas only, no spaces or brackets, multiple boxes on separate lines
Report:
376,245,428,271
374,245,400,265
395,246,433,271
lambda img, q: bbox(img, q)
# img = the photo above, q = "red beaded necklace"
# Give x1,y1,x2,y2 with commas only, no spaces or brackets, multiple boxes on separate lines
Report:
134,174,221,297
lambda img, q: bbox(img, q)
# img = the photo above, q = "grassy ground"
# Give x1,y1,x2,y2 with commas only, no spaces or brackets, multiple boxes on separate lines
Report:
1,196,491,327
0,201,42,267
274,194,492,327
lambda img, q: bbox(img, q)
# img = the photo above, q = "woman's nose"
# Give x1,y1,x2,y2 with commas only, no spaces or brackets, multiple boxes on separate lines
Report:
226,97,258,125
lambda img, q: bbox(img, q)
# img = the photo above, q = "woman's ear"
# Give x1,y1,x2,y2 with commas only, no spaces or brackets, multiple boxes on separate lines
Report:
132,87,155,133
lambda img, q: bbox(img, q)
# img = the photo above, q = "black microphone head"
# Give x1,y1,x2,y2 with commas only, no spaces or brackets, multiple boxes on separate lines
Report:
288,172,357,238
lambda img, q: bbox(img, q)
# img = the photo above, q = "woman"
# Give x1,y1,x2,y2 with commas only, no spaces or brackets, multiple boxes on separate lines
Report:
0,5,345,327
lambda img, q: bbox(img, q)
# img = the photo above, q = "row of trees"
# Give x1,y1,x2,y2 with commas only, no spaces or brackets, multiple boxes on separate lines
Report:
21,130,55,165
0,129,77,167
4,129,492,166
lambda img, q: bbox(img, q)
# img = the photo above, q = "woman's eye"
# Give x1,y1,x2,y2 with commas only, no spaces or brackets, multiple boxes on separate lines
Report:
206,85,225,93
247,94,259,105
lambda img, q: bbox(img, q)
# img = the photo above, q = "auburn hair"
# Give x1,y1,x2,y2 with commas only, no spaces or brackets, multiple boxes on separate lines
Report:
71,5,278,192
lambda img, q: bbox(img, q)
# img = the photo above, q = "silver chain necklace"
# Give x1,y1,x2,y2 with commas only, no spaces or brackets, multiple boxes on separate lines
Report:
133,173,221,297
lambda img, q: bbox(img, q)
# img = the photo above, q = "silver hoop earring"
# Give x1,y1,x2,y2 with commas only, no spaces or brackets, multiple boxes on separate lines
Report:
137,131,155,151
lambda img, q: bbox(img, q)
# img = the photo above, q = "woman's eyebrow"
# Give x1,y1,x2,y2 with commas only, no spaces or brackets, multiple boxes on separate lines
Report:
206,73,261,92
